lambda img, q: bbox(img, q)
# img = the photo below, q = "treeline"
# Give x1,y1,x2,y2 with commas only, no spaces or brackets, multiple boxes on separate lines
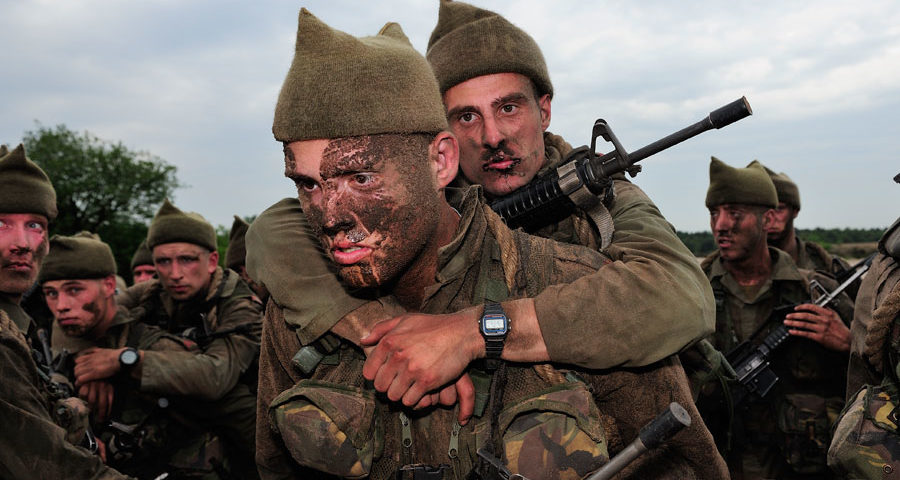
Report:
677,227,886,257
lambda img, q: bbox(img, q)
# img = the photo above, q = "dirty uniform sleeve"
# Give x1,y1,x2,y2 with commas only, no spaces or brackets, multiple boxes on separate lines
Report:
0,325,134,479
245,197,369,344
532,180,715,369
139,296,262,401
256,300,309,480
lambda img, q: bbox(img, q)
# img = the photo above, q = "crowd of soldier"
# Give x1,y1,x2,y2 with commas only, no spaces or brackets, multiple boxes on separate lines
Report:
2,1,899,479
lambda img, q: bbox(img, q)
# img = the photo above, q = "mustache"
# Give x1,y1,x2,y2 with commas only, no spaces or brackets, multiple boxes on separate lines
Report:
481,145,518,168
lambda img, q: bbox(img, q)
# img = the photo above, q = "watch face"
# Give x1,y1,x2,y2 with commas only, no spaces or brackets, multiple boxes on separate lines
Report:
482,313,508,335
120,349,139,366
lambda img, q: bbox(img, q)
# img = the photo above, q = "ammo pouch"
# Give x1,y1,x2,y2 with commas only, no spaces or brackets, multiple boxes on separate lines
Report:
495,380,608,480
269,379,382,479
777,393,842,474
828,383,900,479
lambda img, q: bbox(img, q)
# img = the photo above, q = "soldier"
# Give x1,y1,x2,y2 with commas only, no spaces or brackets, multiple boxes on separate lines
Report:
43,232,233,479
225,215,267,301
255,9,725,479
699,157,854,479
108,199,263,479
0,144,133,479
828,212,900,478
129,239,155,285
250,0,715,423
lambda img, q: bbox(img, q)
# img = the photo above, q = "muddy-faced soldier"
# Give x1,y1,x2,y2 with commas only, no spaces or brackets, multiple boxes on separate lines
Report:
0,145,133,479
255,8,725,480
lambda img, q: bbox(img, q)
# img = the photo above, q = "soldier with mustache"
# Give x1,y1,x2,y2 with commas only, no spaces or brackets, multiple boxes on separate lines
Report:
249,0,717,429
0,144,134,479
254,8,726,480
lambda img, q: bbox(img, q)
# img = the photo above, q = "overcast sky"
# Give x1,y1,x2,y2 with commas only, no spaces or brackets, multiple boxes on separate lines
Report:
2,0,898,234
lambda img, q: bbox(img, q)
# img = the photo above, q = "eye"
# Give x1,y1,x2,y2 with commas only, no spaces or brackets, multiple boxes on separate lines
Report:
295,178,318,193
457,112,477,125
155,258,170,266
500,104,517,114
44,290,57,299
352,173,374,186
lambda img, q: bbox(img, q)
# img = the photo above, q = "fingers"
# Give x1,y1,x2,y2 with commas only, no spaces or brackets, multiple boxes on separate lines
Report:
360,317,402,346
455,375,475,425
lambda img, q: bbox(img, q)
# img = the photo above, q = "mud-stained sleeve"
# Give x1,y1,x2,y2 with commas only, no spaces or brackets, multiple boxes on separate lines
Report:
0,322,134,479
532,180,715,369
587,357,729,479
245,197,370,345
256,300,308,480
139,297,261,400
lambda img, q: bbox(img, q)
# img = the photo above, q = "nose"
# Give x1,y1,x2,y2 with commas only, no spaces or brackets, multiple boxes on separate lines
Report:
321,189,355,236
7,223,31,252
481,114,505,149
712,212,733,233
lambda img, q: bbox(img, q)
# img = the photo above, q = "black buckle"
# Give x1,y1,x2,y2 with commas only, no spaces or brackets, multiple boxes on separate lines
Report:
396,463,450,480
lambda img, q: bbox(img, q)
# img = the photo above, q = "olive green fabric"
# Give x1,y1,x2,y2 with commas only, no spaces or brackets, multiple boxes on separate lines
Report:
0,310,135,479
426,0,552,97
40,232,116,283
749,160,801,210
256,187,727,479
272,9,447,142
129,239,153,269
705,156,777,208
0,143,58,220
700,248,853,477
225,216,250,271
146,199,216,251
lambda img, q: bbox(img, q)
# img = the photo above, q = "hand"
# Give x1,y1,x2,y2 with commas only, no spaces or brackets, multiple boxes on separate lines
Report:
360,308,482,417
74,347,123,385
95,437,108,463
784,303,850,352
78,380,115,423
411,374,476,425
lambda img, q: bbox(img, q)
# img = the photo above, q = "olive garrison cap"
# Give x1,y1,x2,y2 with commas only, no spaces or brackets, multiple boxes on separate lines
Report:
0,144,58,220
426,0,553,97
706,156,778,209
130,239,153,269
224,215,249,271
40,232,116,283
747,160,801,210
147,199,217,251
273,9,447,142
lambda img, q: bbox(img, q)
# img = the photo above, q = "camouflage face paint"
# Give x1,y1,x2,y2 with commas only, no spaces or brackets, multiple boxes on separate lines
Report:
303,134,442,289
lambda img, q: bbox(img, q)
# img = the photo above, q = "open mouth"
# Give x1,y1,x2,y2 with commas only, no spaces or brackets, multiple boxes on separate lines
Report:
332,244,372,265
482,153,521,173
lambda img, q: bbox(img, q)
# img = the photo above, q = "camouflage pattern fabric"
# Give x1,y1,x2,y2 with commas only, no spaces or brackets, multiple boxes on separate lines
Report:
269,379,380,478
498,381,608,480
828,384,900,479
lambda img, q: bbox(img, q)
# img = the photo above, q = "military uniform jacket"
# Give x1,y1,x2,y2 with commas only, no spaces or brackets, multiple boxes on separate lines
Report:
117,266,263,400
701,248,853,455
0,309,134,479
256,186,728,480
248,131,714,373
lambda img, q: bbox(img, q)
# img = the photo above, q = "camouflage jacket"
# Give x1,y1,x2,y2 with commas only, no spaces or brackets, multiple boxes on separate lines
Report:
0,309,134,479
256,186,727,480
248,131,713,371
701,248,854,476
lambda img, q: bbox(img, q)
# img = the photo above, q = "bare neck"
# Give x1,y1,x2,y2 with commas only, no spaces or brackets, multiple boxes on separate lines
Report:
772,228,798,262
392,203,461,309
723,243,773,287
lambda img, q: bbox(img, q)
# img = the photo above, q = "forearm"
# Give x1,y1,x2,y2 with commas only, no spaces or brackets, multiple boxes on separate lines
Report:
139,337,254,400
533,181,714,368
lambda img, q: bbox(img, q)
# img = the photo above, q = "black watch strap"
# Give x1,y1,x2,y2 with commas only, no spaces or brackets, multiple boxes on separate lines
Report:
481,302,508,362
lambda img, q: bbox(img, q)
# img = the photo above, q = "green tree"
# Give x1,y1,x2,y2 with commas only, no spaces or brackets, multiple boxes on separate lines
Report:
23,123,181,280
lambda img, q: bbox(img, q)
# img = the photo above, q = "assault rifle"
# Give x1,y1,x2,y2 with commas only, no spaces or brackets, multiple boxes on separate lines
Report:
726,253,875,408
490,97,752,230
34,329,99,454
